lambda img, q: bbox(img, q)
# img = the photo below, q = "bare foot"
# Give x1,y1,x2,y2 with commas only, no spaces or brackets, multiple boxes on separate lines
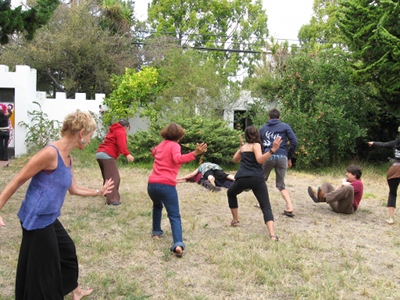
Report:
174,246,183,257
71,286,93,300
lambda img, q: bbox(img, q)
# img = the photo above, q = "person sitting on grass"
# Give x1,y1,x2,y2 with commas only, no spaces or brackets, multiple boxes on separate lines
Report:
307,165,363,214
177,162,235,191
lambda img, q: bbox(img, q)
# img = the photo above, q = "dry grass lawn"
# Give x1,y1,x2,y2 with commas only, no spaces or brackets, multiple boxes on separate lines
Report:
1,159,400,300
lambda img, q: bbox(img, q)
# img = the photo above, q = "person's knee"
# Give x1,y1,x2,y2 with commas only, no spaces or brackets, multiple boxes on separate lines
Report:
276,184,285,191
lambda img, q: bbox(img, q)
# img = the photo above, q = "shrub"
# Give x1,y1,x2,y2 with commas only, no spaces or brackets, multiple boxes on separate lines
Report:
18,101,61,153
129,117,243,168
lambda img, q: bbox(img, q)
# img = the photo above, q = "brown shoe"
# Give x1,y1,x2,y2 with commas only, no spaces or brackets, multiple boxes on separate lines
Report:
317,187,326,202
307,186,318,203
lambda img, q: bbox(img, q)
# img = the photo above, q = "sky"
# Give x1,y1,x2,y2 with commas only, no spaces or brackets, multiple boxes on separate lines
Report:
134,0,315,42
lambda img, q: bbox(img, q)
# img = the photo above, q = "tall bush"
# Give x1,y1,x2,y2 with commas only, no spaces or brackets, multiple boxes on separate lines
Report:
279,50,373,168
129,117,242,167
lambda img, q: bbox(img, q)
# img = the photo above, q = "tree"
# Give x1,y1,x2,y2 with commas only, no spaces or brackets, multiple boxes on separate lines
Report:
337,0,400,116
99,0,135,34
102,66,161,125
146,0,268,78
0,0,59,44
298,0,344,50
104,47,236,124
154,48,235,121
247,48,374,168
1,0,141,98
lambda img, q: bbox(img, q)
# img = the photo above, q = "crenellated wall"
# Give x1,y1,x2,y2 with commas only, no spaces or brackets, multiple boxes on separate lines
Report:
0,64,269,158
0,65,104,156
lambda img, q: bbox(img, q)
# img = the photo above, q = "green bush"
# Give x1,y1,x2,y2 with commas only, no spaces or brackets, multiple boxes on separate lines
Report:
18,101,61,153
248,49,373,169
129,117,243,168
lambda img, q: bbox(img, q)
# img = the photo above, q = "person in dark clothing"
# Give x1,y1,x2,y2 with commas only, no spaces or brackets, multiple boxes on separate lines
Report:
0,107,12,161
259,108,298,217
96,119,134,206
368,127,400,224
227,126,282,241
0,110,114,300
177,162,235,191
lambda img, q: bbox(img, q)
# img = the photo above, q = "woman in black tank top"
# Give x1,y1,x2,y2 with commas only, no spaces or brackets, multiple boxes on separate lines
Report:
227,126,282,241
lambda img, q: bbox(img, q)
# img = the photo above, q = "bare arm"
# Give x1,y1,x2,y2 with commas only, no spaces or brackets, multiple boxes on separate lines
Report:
254,136,282,164
0,147,57,226
177,169,199,182
68,159,114,197
233,148,242,163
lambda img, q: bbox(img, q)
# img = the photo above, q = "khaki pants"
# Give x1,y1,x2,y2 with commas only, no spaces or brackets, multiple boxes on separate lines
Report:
321,182,355,214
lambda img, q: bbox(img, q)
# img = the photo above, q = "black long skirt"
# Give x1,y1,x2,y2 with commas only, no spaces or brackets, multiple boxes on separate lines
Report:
16,219,79,300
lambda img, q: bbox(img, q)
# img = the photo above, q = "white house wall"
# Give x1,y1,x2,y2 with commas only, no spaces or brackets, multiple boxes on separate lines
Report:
0,65,104,156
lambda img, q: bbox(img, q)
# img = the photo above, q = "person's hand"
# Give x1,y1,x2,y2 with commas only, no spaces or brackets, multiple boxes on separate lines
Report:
368,141,373,147
271,136,282,152
0,215,5,227
193,143,207,156
238,134,244,146
288,159,293,168
99,178,114,196
127,154,134,162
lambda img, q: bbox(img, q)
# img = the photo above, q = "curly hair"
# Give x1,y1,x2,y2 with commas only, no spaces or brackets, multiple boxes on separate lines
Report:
61,110,97,137
160,122,186,141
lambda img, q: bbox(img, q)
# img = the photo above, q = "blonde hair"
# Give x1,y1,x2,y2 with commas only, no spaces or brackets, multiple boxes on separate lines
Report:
60,110,96,137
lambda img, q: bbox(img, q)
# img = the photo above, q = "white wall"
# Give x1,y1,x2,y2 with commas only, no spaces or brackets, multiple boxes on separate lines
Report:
0,65,104,156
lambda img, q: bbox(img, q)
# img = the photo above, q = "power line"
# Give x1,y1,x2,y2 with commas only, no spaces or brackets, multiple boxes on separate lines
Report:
132,42,272,54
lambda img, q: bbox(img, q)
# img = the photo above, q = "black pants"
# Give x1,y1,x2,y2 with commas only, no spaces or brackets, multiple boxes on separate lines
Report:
0,130,9,160
227,176,274,223
388,178,400,207
16,219,79,300
203,169,232,188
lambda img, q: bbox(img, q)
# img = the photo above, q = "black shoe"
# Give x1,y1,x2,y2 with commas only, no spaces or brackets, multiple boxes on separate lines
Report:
205,183,217,192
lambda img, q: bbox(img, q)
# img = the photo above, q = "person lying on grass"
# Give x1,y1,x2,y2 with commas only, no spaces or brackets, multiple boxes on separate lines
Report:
177,162,235,192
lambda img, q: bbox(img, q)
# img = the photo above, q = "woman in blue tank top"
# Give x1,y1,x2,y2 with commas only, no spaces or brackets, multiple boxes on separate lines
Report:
227,126,282,241
0,111,114,300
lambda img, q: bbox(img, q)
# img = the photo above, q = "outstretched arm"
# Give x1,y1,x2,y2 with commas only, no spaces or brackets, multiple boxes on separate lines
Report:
68,159,114,197
177,169,199,182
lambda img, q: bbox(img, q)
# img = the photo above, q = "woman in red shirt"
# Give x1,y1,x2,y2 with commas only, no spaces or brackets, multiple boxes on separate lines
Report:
96,119,134,205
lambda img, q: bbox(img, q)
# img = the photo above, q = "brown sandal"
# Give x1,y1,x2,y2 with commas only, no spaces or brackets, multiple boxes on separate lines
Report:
270,235,279,241
230,220,240,227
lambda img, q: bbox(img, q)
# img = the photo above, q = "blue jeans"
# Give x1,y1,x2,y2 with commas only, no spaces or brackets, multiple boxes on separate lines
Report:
147,183,185,252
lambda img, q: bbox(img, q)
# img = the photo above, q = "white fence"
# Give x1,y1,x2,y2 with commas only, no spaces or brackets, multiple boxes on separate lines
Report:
0,65,104,157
